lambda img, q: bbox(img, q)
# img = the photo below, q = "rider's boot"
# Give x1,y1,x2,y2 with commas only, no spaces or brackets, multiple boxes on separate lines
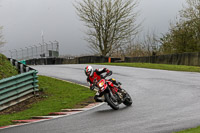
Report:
94,95,103,102
94,92,104,102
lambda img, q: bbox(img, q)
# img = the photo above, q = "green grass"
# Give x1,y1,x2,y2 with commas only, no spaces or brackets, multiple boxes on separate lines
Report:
176,126,200,133
0,75,94,127
94,63,200,73
0,54,18,79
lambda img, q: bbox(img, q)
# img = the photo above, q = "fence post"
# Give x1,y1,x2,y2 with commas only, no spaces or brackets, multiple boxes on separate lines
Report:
32,71,39,94
20,64,24,73
108,57,111,63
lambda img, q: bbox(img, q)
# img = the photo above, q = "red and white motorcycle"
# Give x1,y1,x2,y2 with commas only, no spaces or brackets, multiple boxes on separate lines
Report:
93,76,132,110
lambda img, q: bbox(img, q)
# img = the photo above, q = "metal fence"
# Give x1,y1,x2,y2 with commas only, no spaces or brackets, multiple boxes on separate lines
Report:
0,70,38,111
9,41,59,60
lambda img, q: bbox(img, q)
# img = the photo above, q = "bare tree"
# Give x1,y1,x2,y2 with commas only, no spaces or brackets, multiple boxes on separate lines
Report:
75,0,140,56
122,30,161,57
142,31,161,56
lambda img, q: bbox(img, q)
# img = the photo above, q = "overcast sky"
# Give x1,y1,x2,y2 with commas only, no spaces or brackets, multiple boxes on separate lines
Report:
0,0,186,57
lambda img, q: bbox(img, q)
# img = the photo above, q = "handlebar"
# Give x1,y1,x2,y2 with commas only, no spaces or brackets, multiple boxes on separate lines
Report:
102,71,112,79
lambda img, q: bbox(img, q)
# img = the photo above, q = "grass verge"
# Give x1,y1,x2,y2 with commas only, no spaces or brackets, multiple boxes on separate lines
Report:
0,75,94,127
0,54,18,80
94,63,200,73
176,126,200,133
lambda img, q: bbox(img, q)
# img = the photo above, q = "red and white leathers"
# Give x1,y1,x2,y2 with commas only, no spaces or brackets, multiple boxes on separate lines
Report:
86,67,121,102
86,68,111,90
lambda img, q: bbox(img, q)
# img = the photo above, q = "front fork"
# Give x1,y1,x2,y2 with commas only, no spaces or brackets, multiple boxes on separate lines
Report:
107,86,125,104
108,88,118,102
97,85,122,103
112,87,127,103
97,86,118,102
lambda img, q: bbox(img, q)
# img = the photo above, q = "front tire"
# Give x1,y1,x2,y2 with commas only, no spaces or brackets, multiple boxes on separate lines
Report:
104,93,119,110
123,92,132,106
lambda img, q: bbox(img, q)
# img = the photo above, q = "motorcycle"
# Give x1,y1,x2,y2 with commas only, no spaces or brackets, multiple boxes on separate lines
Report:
92,75,132,110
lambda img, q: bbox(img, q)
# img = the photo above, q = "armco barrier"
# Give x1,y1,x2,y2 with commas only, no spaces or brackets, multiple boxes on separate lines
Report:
0,70,38,111
0,58,39,111
9,58,35,73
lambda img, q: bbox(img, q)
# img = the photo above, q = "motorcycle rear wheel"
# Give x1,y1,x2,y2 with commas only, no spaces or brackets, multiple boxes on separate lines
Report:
104,93,119,110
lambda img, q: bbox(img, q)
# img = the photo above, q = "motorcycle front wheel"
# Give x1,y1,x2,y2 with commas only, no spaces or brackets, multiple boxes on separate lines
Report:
123,91,132,106
104,93,119,110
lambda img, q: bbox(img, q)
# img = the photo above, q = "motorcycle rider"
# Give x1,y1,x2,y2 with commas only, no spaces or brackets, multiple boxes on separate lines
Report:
84,65,121,102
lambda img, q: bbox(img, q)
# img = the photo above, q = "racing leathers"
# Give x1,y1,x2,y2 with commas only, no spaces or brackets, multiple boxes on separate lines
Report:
86,68,120,102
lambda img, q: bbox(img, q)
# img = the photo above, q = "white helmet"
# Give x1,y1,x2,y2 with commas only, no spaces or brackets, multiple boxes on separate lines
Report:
85,66,94,76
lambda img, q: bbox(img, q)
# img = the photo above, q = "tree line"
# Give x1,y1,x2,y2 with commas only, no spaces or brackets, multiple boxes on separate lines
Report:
76,0,200,57
160,0,200,54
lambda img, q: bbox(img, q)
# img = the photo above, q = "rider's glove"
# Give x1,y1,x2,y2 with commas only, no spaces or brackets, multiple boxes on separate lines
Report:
108,71,112,76
104,71,112,78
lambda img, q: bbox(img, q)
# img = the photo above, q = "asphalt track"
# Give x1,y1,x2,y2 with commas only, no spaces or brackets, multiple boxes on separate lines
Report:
1,64,200,133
